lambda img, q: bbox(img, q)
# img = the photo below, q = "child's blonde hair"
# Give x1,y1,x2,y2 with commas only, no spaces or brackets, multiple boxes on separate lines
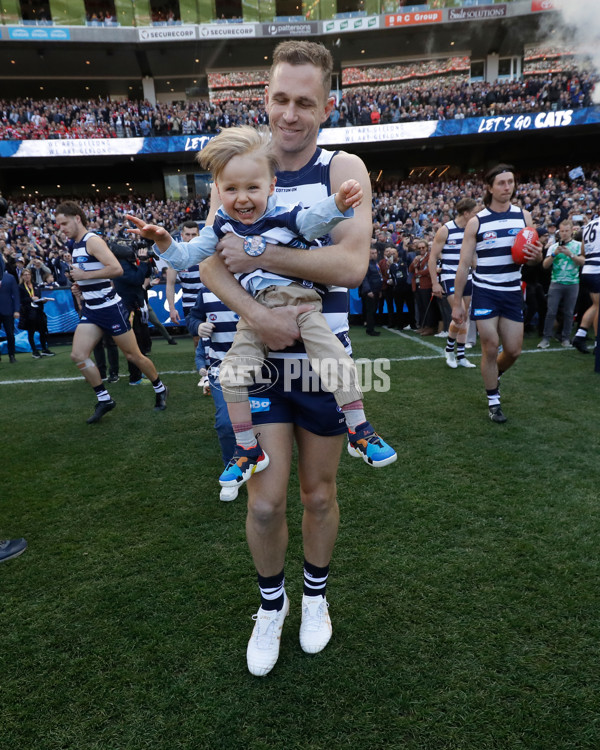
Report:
197,126,279,181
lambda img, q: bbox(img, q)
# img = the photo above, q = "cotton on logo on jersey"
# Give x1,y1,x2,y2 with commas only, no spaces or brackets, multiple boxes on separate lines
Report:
483,231,497,240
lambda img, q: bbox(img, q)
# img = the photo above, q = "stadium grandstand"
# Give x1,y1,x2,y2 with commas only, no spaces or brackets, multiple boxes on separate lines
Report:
0,0,598,202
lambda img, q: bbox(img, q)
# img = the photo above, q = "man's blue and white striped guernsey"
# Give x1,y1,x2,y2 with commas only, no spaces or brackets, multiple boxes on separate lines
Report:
178,265,202,312
473,205,527,293
161,147,352,358
582,217,600,280
270,148,351,359
72,232,121,308
195,285,239,370
440,219,471,284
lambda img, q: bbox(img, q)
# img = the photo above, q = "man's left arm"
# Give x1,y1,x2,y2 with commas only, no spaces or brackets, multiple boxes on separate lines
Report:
523,210,543,265
218,152,372,289
69,236,123,281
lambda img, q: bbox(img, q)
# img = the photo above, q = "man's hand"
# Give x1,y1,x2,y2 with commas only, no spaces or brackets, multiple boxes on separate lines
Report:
169,306,181,324
524,239,543,265
197,321,215,338
248,303,315,351
198,367,210,395
335,179,363,211
452,303,465,325
216,233,259,274
69,266,86,282
431,281,443,298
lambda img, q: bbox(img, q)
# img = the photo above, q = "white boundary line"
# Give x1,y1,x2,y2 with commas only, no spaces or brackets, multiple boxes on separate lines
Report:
0,344,575,386
0,370,197,386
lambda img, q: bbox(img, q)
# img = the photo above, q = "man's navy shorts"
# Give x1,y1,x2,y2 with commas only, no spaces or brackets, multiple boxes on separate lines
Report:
471,286,523,323
249,358,347,437
79,301,131,336
441,278,473,296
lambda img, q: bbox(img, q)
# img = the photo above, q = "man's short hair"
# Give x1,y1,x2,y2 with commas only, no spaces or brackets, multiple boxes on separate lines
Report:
197,126,279,182
181,220,199,231
56,201,88,228
456,198,477,215
270,40,333,98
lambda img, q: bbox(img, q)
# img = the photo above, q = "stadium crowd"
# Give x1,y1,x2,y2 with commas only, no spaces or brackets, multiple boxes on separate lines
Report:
2,165,598,278
1,64,595,140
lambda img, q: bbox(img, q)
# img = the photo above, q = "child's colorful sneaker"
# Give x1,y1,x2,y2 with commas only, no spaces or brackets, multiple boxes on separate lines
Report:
219,443,270,487
347,421,397,467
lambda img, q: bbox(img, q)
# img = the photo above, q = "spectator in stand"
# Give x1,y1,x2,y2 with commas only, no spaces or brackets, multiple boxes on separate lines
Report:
380,246,397,327
0,264,20,363
47,249,71,286
360,246,383,336
410,239,436,335
18,268,55,358
26,255,50,286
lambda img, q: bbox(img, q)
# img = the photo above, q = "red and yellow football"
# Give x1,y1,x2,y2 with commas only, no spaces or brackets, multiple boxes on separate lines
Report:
511,227,539,264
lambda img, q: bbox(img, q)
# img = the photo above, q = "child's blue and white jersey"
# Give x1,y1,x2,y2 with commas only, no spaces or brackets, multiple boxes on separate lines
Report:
473,205,527,293
272,148,350,358
161,192,350,298
72,232,121,309
161,148,352,357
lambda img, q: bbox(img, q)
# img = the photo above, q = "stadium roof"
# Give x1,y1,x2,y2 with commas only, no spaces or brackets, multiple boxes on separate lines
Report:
0,9,555,100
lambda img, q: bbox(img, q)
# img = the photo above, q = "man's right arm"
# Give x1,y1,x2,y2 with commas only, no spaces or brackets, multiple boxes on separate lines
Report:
186,291,206,336
217,151,372,289
165,267,180,323
429,225,448,297
200,255,310,351
199,183,313,351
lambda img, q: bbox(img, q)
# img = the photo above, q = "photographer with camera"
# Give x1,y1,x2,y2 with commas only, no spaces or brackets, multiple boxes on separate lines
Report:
537,219,584,350
109,236,156,386
55,201,168,424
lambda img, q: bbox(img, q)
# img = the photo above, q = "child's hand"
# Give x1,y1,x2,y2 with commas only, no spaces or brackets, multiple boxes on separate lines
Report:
124,214,171,248
336,179,363,211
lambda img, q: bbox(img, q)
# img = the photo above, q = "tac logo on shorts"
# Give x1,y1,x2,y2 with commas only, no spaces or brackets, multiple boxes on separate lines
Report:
249,398,271,413
483,231,497,240
473,308,493,317
508,228,520,236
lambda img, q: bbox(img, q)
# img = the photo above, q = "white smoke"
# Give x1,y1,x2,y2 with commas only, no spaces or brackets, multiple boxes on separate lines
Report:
555,0,600,103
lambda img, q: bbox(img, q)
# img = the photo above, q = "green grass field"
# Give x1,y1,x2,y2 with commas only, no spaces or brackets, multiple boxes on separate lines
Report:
1,327,599,750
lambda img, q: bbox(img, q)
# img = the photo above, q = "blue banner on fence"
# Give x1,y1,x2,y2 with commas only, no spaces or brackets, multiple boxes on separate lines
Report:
37,284,184,334
2,107,600,159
